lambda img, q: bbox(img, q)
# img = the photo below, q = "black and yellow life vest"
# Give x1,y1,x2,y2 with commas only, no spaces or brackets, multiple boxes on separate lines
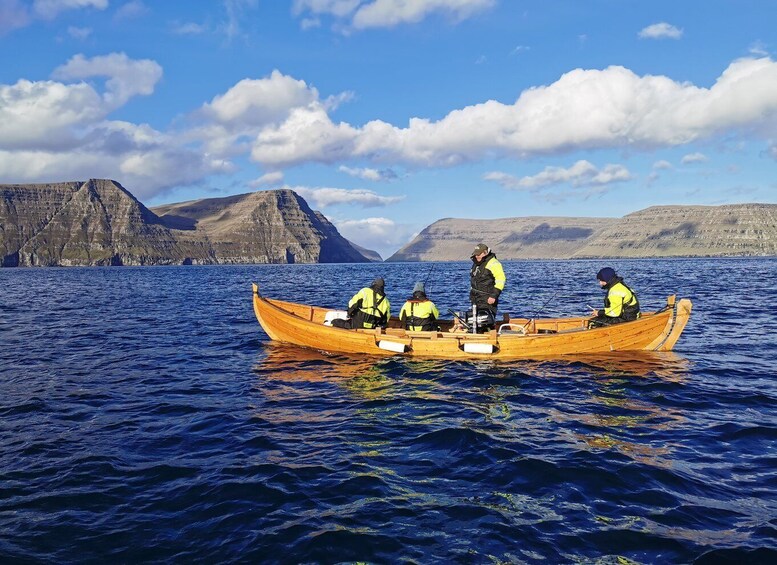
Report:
603,278,640,321
400,298,439,331
348,287,390,329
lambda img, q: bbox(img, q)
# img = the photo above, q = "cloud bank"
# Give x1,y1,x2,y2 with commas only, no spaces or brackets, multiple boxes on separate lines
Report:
2,53,777,200
247,57,777,169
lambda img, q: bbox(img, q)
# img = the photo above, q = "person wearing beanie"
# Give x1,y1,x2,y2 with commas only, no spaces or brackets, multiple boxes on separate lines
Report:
331,277,391,330
399,281,440,331
588,267,640,329
468,243,506,331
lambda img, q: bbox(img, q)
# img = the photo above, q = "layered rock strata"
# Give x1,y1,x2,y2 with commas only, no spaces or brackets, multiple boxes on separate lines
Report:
387,204,777,261
1,180,371,266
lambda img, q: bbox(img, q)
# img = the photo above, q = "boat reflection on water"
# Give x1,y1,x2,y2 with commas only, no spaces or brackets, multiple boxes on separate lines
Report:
253,342,384,381
254,343,691,466
254,343,691,383
549,350,691,381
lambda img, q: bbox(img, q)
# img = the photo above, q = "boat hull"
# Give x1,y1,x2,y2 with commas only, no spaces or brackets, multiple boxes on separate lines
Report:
252,284,692,360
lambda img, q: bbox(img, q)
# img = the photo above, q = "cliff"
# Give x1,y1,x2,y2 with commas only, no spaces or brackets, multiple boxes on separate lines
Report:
571,204,777,258
1,180,372,266
150,190,368,264
387,204,777,261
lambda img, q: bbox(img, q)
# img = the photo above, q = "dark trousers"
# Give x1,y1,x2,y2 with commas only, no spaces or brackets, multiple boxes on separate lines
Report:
587,314,625,329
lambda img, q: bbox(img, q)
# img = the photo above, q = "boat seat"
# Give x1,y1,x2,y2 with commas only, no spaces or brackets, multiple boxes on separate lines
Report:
323,310,348,326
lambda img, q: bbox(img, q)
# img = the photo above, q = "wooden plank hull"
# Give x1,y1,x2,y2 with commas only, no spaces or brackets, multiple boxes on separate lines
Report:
251,283,692,360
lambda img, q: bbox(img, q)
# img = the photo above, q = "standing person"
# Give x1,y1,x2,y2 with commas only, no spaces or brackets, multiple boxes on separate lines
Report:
399,282,440,331
331,277,391,329
588,267,640,328
469,243,506,331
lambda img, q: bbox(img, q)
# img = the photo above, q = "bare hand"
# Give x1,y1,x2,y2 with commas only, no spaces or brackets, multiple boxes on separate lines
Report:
487,297,496,305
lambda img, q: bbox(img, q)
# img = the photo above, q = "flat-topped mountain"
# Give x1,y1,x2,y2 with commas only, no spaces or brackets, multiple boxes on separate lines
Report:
0,180,375,266
387,204,777,261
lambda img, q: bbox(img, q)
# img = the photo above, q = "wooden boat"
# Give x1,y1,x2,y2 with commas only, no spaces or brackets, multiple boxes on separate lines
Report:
252,283,692,360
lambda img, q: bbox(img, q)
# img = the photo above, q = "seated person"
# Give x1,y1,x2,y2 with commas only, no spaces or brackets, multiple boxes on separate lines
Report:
588,267,640,328
331,277,390,330
399,282,440,331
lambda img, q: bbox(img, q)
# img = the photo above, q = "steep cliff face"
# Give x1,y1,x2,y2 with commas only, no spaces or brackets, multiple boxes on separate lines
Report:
387,204,777,261
1,180,206,266
1,181,372,266
573,204,777,258
151,189,368,264
1,182,82,266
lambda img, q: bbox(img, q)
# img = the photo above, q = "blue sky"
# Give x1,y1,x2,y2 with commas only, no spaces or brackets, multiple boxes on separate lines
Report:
1,0,776,259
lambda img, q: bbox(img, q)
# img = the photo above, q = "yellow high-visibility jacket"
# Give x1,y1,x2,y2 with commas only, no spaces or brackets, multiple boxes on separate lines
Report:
400,299,440,331
348,287,390,329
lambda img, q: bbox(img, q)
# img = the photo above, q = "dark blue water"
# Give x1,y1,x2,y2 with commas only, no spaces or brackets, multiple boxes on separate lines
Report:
1,259,775,563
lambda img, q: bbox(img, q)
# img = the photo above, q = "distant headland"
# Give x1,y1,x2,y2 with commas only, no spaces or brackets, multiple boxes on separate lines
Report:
0,179,374,267
387,204,777,261
1,179,775,267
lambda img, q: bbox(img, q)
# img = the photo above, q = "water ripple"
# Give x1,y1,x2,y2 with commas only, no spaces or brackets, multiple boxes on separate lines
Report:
1,260,776,563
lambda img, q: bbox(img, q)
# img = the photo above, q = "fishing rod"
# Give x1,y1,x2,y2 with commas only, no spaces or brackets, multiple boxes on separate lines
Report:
423,262,436,285
447,308,471,331
521,290,560,332
421,262,436,295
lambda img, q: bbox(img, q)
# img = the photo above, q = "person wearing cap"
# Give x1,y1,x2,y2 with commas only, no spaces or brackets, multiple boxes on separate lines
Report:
587,267,640,329
331,277,391,330
399,282,440,332
469,243,506,324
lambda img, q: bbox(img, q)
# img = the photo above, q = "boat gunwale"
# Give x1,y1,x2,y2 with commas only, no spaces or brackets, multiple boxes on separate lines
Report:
252,284,688,358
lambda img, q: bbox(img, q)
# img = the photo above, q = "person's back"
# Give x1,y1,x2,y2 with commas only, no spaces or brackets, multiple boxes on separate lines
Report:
332,277,390,329
400,282,439,331
588,267,640,328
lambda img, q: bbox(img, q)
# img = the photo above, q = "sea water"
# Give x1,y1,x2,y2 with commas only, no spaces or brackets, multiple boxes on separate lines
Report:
0,258,775,563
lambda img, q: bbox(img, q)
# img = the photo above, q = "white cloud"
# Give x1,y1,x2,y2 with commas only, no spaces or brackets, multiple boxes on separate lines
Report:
248,172,284,187
200,71,316,128
0,79,106,149
681,152,708,164
0,53,225,198
250,105,359,167
34,0,107,19
2,0,107,34
293,0,495,30
186,70,331,161
0,123,231,199
0,0,31,35
300,17,321,30
653,159,673,169
749,41,769,57
339,165,397,181
293,0,361,18
484,160,632,191
332,215,416,258
292,186,404,207
768,144,777,160
52,52,163,108
638,22,683,40
172,22,208,35
67,26,92,39
220,0,259,39
247,57,777,169
115,1,148,20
